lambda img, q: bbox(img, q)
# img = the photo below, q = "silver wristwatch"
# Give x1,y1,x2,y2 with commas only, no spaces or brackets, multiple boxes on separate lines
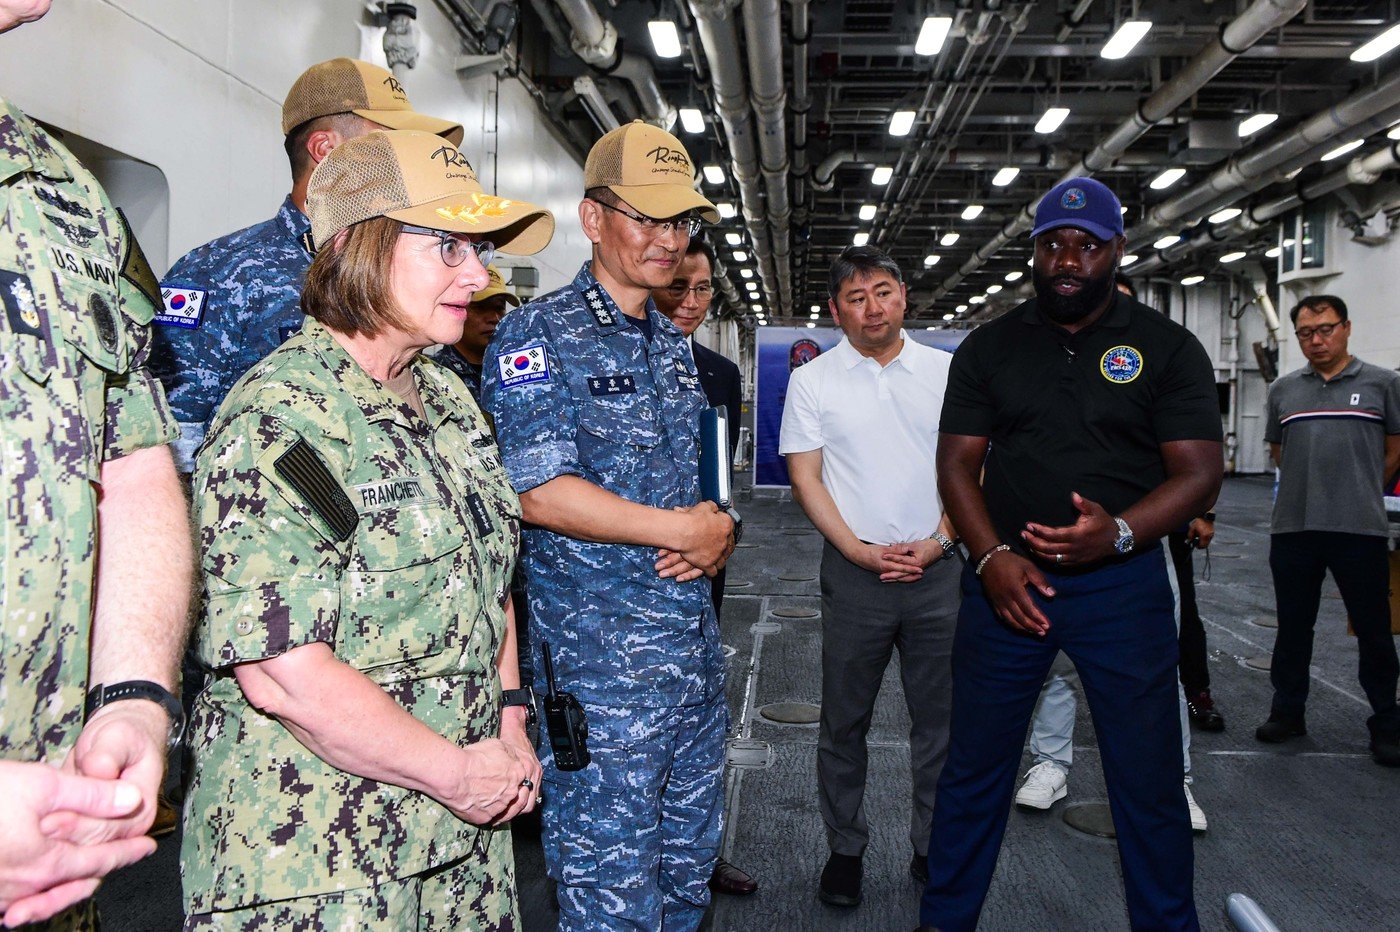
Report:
1112,516,1136,555
931,531,957,561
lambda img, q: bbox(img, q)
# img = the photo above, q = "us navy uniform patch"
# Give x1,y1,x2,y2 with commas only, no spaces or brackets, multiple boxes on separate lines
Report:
0,269,44,337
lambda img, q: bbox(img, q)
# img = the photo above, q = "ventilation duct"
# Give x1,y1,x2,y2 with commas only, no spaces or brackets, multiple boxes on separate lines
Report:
930,0,1309,303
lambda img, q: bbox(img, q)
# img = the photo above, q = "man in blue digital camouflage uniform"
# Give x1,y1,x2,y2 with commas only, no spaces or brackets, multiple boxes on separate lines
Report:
483,120,738,931
150,58,462,470
433,263,519,404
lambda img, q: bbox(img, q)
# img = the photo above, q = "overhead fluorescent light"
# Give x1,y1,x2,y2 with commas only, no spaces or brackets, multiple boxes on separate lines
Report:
924,254,940,267
1153,234,1181,249
1265,245,1282,258
1320,139,1363,161
1121,253,1140,266
1238,113,1278,137
956,304,968,313
1101,20,1152,60
732,250,748,262
1150,167,1186,190
853,232,870,246
809,312,819,319
969,294,986,304
716,202,736,219
1350,22,1400,63
702,164,725,185
889,110,916,136
1005,270,1022,281
1219,251,1247,263
1209,207,1242,224
758,320,767,326
806,322,817,328
872,166,893,185
1389,122,1400,141
915,16,954,55
750,303,761,311
740,268,754,279
942,313,955,321
1181,275,1205,286
1035,107,1070,134
859,204,877,221
725,232,742,246
678,108,704,134
810,304,820,312
940,232,960,246
986,284,1002,294
647,20,683,58
961,204,984,220
991,166,1020,187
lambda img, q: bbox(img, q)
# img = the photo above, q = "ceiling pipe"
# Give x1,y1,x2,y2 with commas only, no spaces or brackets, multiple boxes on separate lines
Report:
1127,72,1400,250
930,0,1308,303
811,148,856,192
1055,0,1097,44
688,0,778,308
552,0,676,127
790,0,812,226
1129,140,1400,276
742,0,793,313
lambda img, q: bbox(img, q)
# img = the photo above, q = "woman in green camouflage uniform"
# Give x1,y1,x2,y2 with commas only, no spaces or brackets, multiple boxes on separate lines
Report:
180,130,554,930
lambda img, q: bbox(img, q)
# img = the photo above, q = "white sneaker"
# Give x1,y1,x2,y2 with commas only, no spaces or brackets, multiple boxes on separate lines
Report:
1015,761,1068,810
1184,781,1207,832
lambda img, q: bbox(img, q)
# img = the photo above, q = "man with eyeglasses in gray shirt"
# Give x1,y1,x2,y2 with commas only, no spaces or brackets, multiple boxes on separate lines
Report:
1258,293,1400,767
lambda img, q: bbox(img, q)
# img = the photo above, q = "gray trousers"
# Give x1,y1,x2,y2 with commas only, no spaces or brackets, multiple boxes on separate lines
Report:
818,541,961,857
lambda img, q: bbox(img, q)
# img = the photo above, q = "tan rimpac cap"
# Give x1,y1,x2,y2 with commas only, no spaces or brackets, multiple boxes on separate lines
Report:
282,58,464,146
585,120,719,224
473,264,521,307
305,131,555,256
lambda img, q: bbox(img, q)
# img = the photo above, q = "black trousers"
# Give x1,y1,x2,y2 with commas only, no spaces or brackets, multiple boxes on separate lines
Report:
1168,531,1209,695
1268,531,1400,736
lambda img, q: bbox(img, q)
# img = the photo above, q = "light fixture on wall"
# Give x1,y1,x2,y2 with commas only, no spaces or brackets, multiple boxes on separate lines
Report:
573,76,620,132
382,3,420,71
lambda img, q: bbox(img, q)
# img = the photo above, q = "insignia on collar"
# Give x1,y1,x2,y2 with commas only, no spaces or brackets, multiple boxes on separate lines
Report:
300,231,316,256
0,269,43,337
583,286,617,326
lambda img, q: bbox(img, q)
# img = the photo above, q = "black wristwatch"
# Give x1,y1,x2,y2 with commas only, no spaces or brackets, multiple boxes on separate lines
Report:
1202,511,1217,522
724,506,743,545
502,686,537,726
85,680,185,749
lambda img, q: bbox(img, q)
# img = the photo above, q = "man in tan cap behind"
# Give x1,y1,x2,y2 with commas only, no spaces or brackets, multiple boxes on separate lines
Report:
433,263,520,403
151,57,463,473
483,120,738,930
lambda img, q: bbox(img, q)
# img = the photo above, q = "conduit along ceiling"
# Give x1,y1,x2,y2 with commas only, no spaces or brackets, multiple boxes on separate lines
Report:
450,0,1400,327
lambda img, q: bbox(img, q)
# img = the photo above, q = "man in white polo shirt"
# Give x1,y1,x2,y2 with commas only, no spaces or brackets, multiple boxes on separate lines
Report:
780,245,960,909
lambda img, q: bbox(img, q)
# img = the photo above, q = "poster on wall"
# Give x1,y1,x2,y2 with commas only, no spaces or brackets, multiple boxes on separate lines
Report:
753,326,969,487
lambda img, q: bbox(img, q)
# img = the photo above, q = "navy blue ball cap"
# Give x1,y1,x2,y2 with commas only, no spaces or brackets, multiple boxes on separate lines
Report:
1030,177,1124,241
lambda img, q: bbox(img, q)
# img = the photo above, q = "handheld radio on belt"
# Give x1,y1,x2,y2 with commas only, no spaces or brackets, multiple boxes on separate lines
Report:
541,641,590,771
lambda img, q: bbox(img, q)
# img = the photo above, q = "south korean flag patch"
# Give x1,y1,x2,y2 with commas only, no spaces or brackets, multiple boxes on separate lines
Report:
497,344,551,388
156,286,207,329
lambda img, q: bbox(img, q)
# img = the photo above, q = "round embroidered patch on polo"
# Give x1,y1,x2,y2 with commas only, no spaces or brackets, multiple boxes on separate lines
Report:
1060,187,1087,210
1100,345,1143,383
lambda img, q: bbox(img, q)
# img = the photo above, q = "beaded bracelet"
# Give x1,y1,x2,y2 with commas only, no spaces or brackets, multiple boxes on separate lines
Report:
975,544,1011,576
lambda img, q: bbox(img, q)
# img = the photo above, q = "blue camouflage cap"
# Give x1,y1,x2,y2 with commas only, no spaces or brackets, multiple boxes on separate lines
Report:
1030,177,1124,241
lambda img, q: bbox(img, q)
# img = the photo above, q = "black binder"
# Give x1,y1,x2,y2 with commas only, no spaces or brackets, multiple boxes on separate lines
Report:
699,405,732,506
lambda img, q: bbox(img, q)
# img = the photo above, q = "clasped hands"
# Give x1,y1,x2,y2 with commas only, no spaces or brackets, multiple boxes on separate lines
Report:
982,492,1120,637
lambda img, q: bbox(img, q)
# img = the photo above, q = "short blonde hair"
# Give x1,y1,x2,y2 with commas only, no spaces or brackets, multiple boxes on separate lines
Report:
300,217,408,338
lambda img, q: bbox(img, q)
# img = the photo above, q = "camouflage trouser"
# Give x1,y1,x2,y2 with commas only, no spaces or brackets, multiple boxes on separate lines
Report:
182,838,518,931
541,694,727,932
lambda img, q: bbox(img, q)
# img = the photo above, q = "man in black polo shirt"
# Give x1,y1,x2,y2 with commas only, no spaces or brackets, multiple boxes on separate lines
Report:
1256,294,1400,767
918,177,1222,932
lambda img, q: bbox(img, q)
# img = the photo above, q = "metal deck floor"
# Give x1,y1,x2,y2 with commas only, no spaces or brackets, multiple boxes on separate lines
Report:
98,476,1400,930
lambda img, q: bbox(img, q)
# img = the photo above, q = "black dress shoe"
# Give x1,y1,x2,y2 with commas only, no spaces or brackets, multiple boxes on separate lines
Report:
709,857,759,896
1370,737,1400,767
818,852,862,907
1186,690,1226,732
1255,713,1306,743
909,853,928,884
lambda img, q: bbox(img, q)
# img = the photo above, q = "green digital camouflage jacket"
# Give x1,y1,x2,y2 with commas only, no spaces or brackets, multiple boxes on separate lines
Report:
182,316,521,914
0,95,176,761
